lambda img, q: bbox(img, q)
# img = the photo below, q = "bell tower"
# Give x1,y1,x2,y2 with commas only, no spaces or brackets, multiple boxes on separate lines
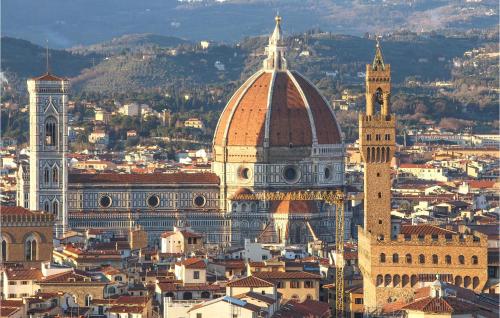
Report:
27,72,69,237
359,39,395,240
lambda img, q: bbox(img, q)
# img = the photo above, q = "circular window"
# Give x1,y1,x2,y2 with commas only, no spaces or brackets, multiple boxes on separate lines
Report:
193,195,206,207
241,168,250,179
147,194,160,208
99,195,112,208
324,167,331,180
283,166,300,183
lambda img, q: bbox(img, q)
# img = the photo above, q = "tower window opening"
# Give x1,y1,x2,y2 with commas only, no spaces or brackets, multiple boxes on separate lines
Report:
44,117,57,146
377,192,382,198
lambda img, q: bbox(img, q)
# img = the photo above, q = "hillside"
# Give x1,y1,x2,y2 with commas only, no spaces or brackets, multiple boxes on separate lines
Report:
69,33,190,55
0,37,97,91
2,0,498,48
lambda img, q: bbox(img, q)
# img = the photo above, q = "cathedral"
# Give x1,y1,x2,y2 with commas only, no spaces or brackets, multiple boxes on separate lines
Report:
17,16,348,246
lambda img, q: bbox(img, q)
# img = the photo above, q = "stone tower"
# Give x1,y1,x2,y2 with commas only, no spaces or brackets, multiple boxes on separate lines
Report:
359,39,395,240
27,73,69,237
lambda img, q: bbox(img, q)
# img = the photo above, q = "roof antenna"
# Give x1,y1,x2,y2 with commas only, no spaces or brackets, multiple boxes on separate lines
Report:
46,39,50,74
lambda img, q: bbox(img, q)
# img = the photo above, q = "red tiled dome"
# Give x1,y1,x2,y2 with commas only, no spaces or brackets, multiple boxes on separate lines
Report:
213,70,342,148
270,200,317,214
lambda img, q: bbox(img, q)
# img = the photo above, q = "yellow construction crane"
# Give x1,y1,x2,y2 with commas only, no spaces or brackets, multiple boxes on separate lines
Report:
231,189,346,318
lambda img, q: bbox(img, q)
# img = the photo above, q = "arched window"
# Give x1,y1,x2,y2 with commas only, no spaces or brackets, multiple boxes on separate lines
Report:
410,275,418,287
381,148,385,163
376,147,380,162
376,275,383,286
473,277,479,289
402,275,409,287
1,239,7,261
44,167,50,185
380,253,386,263
392,253,399,263
458,255,465,265
384,274,392,287
45,117,57,146
419,254,425,264
405,254,412,264
44,201,50,212
386,147,390,162
445,255,452,265
455,276,463,286
393,275,401,287
52,201,59,215
52,166,58,184
84,294,92,307
464,276,471,288
183,292,193,300
367,148,371,162
432,254,438,264
472,255,478,265
25,236,37,261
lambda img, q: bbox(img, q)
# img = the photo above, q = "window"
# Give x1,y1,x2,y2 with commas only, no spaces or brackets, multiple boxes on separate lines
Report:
290,281,300,288
458,255,465,265
25,237,37,261
378,192,382,198
380,253,386,263
385,134,390,141
193,271,200,279
52,201,59,215
366,134,372,141
472,255,478,265
419,254,425,264
52,167,58,184
44,117,57,146
1,239,7,261
21,281,29,285
445,255,452,265
392,254,399,263
304,281,314,288
276,281,284,288
355,298,363,304
432,254,438,264
376,134,381,141
196,314,202,318
8,281,17,285
193,195,206,207
405,254,412,264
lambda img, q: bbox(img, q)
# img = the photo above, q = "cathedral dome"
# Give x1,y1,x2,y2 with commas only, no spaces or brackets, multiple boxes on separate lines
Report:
213,16,341,149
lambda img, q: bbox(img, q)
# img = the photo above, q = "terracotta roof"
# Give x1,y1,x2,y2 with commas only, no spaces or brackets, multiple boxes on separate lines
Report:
176,258,206,269
214,70,341,148
270,200,317,214
402,297,475,313
0,307,22,317
253,271,321,280
274,299,331,317
39,269,102,284
233,292,276,304
5,268,43,280
0,206,43,215
107,306,144,314
32,73,65,81
68,172,219,185
400,224,457,236
226,275,274,288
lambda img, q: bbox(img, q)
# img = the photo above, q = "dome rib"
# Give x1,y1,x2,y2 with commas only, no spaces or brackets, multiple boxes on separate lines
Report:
263,71,277,147
269,72,312,147
292,71,343,144
226,71,272,146
287,70,318,145
213,70,264,146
